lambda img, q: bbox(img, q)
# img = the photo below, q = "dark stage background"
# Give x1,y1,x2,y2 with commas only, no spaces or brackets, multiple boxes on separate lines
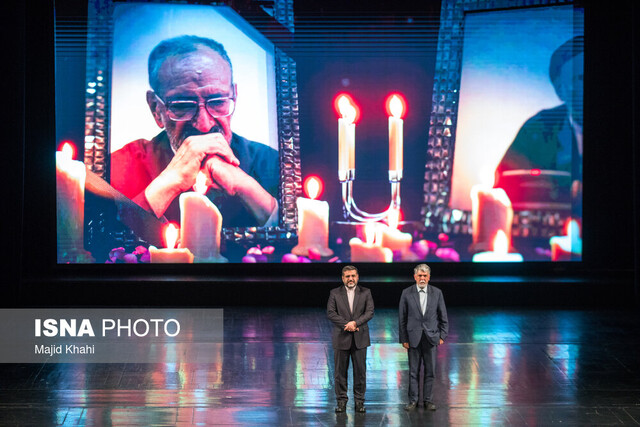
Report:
4,0,639,309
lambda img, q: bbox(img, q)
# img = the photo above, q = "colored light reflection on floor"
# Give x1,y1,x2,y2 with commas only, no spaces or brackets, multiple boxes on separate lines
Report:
3,308,635,426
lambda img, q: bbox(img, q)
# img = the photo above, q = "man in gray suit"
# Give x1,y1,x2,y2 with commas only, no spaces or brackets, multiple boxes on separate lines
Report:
327,265,375,413
399,264,448,411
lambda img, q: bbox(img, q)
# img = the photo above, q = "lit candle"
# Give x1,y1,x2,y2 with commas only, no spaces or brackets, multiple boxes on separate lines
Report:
292,176,334,258
379,208,412,257
470,184,514,253
349,222,393,263
56,143,91,263
388,94,404,180
338,95,356,179
149,223,194,263
179,171,227,262
550,219,582,261
472,230,523,262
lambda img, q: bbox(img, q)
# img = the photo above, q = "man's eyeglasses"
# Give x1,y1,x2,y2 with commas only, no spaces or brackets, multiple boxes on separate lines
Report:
155,93,236,121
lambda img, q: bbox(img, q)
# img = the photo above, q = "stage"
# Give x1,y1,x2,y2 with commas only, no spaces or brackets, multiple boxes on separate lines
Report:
1,306,639,425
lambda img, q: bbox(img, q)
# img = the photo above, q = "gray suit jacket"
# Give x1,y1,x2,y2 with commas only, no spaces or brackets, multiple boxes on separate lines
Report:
399,284,448,348
327,285,374,350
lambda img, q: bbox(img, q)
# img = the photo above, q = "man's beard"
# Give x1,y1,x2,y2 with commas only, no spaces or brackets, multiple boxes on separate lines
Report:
346,281,357,288
168,126,223,152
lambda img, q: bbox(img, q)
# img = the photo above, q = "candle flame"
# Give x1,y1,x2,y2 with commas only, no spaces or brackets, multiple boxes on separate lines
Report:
492,230,509,254
364,222,376,245
164,223,179,249
389,95,404,118
478,166,496,188
388,208,400,230
338,95,357,124
304,176,321,200
193,171,208,195
60,142,75,161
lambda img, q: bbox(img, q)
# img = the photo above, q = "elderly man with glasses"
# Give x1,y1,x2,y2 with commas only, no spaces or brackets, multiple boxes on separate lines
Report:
111,35,279,228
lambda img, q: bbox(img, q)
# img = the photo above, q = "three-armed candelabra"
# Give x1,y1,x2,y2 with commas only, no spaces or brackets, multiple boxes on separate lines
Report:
337,94,405,222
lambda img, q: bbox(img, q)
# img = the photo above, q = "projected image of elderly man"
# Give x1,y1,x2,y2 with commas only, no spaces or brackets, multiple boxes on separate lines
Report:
495,36,584,203
111,35,279,227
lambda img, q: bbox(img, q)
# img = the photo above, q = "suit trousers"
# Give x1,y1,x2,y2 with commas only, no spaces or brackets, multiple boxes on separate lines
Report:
334,338,367,403
408,332,437,403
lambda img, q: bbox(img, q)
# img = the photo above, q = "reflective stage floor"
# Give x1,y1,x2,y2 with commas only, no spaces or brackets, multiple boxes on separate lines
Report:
1,307,640,426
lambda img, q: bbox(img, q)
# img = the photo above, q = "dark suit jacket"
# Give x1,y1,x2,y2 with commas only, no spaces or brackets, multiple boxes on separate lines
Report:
495,104,581,182
399,284,448,348
327,285,374,350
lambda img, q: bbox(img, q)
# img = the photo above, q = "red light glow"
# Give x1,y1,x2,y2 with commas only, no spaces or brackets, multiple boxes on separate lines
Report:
385,93,407,119
530,169,542,176
333,93,360,124
364,222,378,245
164,223,179,249
303,176,323,200
193,171,208,195
492,230,509,254
387,208,404,230
59,142,76,160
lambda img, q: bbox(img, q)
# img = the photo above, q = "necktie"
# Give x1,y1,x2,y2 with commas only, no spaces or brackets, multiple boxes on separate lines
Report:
419,289,426,315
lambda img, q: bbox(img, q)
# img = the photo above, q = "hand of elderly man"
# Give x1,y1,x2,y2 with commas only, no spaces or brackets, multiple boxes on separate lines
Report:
203,154,242,196
163,133,239,194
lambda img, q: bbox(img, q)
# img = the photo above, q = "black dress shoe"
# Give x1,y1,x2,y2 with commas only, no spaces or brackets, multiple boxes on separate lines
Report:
335,401,346,413
355,402,366,413
404,401,417,411
424,401,437,411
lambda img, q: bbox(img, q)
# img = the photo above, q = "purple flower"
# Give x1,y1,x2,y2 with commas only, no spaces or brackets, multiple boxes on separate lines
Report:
410,240,430,259
133,246,148,255
247,247,263,256
535,247,552,257
435,247,460,262
108,247,126,262
282,254,299,263
139,251,150,263
308,247,321,261
123,254,138,264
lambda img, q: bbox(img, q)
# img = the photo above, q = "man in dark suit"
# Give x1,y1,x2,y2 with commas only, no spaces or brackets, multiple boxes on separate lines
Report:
327,265,375,413
399,264,448,411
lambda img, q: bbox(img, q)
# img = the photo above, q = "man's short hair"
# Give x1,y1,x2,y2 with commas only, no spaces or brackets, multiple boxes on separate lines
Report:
549,35,584,97
414,264,431,275
342,265,358,276
148,35,234,94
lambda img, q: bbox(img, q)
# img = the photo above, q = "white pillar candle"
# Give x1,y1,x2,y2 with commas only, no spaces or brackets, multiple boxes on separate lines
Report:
349,222,393,263
388,95,404,177
379,209,412,257
56,143,90,263
149,223,194,263
472,230,523,262
471,185,514,253
179,172,227,263
338,95,356,178
292,177,334,257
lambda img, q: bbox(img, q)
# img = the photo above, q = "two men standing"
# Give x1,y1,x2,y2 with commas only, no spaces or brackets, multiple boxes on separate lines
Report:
327,263,448,413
